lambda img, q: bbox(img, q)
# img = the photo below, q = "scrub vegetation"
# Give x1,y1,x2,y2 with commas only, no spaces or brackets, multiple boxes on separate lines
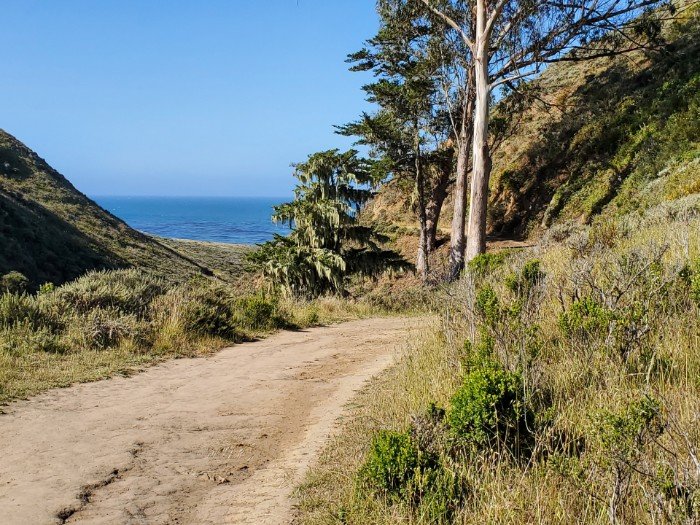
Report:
296,199,700,525
294,3,700,524
0,267,403,404
0,1,698,521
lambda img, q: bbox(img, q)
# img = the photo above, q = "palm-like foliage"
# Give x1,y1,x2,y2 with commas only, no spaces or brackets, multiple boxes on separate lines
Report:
250,149,410,298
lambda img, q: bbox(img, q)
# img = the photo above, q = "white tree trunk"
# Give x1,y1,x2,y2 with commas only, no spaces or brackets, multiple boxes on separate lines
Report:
449,130,470,277
466,1,491,262
417,222,429,280
415,129,429,281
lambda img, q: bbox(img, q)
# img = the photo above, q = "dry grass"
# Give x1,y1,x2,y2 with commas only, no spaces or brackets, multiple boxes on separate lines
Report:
0,268,423,406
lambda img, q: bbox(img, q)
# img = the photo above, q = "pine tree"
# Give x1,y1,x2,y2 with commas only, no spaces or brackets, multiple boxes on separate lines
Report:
341,4,453,281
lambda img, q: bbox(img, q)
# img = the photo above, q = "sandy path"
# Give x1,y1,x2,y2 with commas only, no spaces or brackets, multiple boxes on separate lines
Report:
0,317,413,525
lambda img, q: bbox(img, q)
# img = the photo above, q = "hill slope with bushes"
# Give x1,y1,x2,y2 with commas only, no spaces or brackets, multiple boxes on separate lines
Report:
364,6,699,243
0,130,213,287
295,6,700,524
489,5,699,238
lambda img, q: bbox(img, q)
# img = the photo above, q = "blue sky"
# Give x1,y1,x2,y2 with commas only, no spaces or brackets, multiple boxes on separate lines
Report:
0,0,378,197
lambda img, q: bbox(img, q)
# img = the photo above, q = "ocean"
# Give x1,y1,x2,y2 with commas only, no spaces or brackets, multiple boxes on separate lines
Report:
94,196,291,245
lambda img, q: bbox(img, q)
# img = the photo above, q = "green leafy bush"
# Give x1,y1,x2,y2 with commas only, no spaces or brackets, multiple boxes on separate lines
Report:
0,293,43,329
0,324,66,355
505,259,545,295
233,295,282,331
475,286,502,326
559,297,613,339
359,430,420,497
411,465,465,524
360,420,467,522
594,395,664,461
54,269,166,315
0,271,28,294
176,284,238,339
38,282,55,295
448,361,526,449
467,252,506,277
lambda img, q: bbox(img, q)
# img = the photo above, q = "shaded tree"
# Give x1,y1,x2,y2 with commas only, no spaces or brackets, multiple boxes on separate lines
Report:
341,3,452,281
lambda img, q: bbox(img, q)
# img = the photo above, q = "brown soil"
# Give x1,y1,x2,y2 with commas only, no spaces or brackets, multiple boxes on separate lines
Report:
0,317,415,524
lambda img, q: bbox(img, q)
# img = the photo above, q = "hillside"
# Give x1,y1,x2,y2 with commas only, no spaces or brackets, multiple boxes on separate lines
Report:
364,5,699,242
0,130,214,287
489,4,699,237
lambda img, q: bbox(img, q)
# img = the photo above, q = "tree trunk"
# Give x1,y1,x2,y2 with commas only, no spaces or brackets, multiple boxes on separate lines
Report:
466,3,491,262
425,164,450,253
448,118,472,278
415,129,429,281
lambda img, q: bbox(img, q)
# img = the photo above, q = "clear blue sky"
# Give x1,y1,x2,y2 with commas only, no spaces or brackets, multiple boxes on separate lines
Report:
0,0,378,197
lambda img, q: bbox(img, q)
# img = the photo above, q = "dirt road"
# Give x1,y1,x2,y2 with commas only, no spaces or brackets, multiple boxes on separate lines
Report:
0,317,413,524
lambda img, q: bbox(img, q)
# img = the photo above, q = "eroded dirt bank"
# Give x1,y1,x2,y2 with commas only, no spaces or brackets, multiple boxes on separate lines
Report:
0,317,414,524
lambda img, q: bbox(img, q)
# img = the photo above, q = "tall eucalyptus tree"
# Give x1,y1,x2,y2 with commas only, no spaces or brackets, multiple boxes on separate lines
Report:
418,0,667,260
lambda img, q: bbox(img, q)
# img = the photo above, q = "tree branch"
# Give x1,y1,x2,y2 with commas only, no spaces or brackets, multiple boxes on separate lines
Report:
419,0,475,50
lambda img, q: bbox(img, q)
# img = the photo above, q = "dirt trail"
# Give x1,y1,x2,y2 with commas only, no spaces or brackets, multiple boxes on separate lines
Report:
0,317,414,524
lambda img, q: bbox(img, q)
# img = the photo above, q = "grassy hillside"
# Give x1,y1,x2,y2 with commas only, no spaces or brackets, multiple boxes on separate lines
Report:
297,189,700,525
489,4,700,238
158,237,252,283
295,7,700,525
0,130,215,287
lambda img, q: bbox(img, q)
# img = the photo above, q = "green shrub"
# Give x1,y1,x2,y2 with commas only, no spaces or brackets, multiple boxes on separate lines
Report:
505,259,545,296
360,421,467,522
360,430,420,497
0,324,66,355
299,305,320,326
467,252,507,277
177,284,238,339
1,271,29,294
0,293,43,329
687,259,700,307
54,269,166,315
38,282,55,295
233,295,282,331
522,260,544,285
594,395,664,461
475,286,502,325
559,297,613,339
448,361,526,449
412,464,465,524
82,308,146,350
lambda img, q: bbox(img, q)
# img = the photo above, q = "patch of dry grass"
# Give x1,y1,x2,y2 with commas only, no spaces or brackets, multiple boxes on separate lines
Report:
0,268,423,406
